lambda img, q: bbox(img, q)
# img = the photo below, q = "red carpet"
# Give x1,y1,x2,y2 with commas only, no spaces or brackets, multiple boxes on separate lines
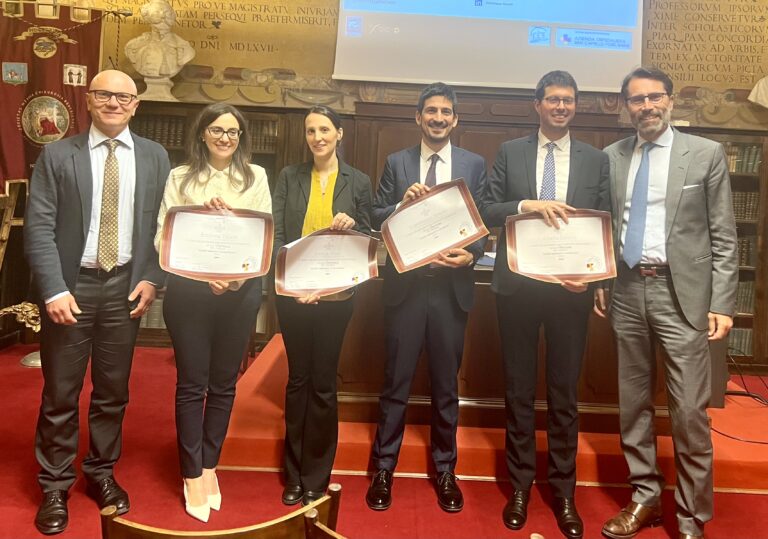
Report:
1,343,767,539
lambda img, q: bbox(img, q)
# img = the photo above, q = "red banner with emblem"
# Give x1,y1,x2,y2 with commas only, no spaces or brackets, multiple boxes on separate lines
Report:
0,4,103,188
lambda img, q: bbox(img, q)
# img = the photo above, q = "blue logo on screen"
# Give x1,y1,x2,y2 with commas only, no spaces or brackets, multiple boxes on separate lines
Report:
346,16,362,37
528,26,551,46
475,0,483,5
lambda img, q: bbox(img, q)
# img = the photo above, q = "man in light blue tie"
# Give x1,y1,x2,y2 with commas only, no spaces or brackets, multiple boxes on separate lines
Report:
595,67,738,539
481,71,610,539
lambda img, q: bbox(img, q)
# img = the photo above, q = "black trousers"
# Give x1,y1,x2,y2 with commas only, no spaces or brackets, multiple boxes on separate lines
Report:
496,281,592,498
36,267,139,492
163,276,262,478
372,271,467,473
276,295,353,492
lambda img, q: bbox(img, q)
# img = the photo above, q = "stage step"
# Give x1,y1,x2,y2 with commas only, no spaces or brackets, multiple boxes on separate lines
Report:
221,336,768,492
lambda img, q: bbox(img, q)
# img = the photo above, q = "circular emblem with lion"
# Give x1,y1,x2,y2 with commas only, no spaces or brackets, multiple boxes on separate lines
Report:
19,95,70,145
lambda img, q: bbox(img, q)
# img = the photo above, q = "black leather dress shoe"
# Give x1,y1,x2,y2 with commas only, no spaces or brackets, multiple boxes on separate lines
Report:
553,496,584,539
502,489,530,530
436,472,464,513
86,476,130,515
302,490,326,506
35,490,69,535
366,469,393,511
35,490,68,535
281,484,303,505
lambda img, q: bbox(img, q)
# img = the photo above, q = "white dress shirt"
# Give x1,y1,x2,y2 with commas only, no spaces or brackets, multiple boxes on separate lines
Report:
419,140,452,184
518,130,571,213
81,124,136,268
620,125,674,265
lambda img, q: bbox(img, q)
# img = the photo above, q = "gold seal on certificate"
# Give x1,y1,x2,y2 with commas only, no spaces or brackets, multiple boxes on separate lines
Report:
274,228,379,298
159,206,274,281
505,209,616,283
380,179,488,273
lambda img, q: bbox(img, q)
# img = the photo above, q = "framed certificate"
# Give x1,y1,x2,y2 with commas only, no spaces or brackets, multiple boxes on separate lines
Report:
505,209,616,283
275,228,379,298
159,206,273,281
380,179,488,273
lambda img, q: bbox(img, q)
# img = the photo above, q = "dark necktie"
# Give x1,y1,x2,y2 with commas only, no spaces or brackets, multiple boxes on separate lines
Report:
539,142,557,200
98,139,120,271
623,142,656,268
425,153,439,187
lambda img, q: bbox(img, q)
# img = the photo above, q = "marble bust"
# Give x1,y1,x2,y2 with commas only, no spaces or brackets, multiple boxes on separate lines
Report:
125,0,195,101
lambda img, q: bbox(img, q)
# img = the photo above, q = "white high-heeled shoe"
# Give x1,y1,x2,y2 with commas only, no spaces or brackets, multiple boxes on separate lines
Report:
208,472,221,511
183,481,210,523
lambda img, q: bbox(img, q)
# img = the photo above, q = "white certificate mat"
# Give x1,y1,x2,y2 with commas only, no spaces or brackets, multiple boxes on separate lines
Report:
275,229,379,297
381,179,488,273
160,206,273,281
505,209,616,283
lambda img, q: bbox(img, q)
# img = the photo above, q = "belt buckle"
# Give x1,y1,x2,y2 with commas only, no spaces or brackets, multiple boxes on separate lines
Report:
638,266,657,277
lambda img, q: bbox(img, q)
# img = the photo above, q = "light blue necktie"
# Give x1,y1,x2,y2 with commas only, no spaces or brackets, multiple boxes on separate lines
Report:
623,142,655,268
539,142,556,200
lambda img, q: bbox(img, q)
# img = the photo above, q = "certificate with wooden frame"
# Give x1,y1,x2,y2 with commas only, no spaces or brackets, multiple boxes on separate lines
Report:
505,209,616,284
380,179,488,273
159,206,273,281
274,228,379,298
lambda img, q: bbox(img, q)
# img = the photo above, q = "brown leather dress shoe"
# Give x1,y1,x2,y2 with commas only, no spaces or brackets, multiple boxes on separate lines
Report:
679,534,703,539
35,490,68,535
436,472,463,512
602,501,663,539
553,496,584,539
502,489,530,530
86,476,130,515
366,469,393,511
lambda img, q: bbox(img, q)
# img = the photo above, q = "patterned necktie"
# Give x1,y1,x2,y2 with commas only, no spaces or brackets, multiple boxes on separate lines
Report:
425,153,439,187
98,139,120,271
539,142,557,200
623,142,655,268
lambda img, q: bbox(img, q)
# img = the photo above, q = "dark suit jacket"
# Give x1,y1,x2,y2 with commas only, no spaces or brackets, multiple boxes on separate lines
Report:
605,130,738,329
482,133,610,295
24,130,170,301
372,145,488,312
272,160,373,251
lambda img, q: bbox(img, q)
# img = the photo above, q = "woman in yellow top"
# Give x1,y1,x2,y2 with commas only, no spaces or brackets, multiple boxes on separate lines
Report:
272,105,372,506
155,103,271,522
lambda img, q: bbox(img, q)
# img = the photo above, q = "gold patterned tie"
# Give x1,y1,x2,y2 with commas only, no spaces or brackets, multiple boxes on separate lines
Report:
97,139,119,271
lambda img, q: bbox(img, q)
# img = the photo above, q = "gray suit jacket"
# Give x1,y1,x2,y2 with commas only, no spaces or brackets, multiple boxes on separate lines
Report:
24,131,170,301
482,133,611,295
605,129,738,329
372,145,488,312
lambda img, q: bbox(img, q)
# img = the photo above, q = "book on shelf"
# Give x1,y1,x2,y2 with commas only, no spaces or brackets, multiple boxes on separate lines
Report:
736,280,755,314
725,142,762,174
728,327,753,357
732,191,760,221
737,236,757,266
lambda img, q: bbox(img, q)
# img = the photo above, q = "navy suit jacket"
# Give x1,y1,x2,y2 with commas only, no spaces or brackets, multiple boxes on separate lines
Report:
372,145,487,312
24,130,170,301
482,133,610,295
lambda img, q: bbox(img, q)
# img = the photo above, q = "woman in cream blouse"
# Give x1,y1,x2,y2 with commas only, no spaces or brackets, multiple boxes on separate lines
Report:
155,103,271,522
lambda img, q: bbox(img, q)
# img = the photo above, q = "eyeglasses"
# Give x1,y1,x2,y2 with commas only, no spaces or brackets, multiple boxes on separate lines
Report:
206,126,242,140
87,90,137,105
542,96,576,106
626,92,668,107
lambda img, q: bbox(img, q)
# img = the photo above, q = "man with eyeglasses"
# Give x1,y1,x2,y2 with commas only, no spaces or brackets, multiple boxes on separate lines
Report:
481,70,610,539
595,67,737,539
25,70,170,534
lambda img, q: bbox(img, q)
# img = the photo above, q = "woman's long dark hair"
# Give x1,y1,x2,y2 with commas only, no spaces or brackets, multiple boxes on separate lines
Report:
180,103,254,195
